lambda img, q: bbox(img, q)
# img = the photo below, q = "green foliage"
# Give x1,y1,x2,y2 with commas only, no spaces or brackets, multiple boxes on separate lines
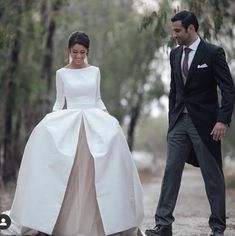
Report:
141,9,168,39
141,0,234,42
141,11,158,30
226,176,235,189
100,16,162,121
134,115,168,158
182,0,235,40
58,0,167,122
0,0,167,172
0,1,67,180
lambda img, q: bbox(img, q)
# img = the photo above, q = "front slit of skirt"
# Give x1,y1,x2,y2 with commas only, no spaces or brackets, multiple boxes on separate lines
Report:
52,118,144,236
52,118,105,236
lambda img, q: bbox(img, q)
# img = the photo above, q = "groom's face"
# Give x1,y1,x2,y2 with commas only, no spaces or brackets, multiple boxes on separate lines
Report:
171,20,190,46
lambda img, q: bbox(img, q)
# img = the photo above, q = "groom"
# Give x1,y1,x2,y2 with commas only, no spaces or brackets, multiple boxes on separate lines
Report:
145,11,235,236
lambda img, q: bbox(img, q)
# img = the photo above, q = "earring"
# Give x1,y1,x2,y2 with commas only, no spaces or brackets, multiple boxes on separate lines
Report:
84,55,88,64
69,54,72,63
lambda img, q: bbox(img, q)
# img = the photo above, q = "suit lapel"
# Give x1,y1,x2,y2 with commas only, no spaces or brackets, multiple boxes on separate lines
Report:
186,40,207,83
174,46,184,88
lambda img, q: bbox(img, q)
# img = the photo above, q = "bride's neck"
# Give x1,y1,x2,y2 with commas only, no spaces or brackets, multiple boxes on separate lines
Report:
69,62,88,69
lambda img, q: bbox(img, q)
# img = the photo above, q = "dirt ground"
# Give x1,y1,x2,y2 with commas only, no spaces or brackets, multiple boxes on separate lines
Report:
1,163,235,236
140,163,235,236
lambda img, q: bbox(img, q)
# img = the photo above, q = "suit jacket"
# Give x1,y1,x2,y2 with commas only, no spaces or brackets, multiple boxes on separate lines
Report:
169,39,235,167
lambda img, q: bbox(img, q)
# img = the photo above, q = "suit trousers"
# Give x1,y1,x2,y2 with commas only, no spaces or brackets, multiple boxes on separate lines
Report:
155,113,226,232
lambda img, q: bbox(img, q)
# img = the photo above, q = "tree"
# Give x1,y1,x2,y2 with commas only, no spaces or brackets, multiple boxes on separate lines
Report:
0,0,65,184
0,0,27,183
135,115,168,159
4,0,234,185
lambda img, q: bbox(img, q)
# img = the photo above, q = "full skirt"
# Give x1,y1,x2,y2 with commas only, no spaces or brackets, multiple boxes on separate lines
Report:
1,108,144,235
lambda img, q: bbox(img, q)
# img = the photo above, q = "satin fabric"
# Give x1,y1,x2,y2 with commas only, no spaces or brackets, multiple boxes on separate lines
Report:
1,66,144,235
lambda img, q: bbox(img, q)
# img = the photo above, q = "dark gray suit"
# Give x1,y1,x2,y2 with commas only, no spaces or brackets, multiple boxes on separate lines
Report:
155,39,235,232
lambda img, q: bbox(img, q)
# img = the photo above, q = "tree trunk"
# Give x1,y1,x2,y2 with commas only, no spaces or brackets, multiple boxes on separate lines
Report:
41,0,64,92
36,0,64,123
2,15,22,183
13,108,23,167
41,19,56,92
127,100,142,151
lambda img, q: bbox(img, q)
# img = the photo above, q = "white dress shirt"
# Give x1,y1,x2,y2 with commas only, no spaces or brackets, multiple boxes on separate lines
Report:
181,36,201,70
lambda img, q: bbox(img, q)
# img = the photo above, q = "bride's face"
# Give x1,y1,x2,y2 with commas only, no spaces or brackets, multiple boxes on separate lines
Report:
69,43,88,66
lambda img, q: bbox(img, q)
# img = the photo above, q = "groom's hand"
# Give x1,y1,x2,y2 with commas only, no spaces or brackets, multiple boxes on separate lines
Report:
210,122,228,141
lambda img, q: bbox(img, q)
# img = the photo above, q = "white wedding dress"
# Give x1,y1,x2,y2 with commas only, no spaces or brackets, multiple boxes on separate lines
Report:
1,66,144,236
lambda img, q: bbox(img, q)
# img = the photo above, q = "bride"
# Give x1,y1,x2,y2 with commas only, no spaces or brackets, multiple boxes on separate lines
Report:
1,31,145,236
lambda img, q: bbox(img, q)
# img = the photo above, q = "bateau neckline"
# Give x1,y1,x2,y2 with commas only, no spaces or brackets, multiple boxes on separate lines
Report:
63,65,93,70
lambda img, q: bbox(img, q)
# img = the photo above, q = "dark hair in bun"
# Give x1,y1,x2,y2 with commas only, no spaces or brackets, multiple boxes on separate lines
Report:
68,31,90,49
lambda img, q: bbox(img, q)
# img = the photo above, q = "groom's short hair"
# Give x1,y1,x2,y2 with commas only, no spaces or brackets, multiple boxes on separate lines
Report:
171,10,199,32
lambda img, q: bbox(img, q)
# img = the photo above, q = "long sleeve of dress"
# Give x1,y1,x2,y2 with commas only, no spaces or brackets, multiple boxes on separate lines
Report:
52,71,65,112
95,68,107,111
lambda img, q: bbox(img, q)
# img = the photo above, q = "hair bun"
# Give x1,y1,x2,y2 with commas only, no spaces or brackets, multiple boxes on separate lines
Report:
68,31,90,49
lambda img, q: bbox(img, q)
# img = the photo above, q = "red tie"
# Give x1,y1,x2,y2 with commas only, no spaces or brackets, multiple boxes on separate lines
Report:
182,47,192,78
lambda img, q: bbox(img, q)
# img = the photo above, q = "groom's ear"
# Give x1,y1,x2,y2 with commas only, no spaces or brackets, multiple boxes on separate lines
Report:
188,24,196,32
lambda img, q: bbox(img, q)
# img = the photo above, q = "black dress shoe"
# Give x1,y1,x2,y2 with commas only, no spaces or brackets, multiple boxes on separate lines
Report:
145,225,172,236
210,230,224,236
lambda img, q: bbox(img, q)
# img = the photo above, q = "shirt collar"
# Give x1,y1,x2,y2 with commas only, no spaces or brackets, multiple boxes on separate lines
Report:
183,36,201,51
